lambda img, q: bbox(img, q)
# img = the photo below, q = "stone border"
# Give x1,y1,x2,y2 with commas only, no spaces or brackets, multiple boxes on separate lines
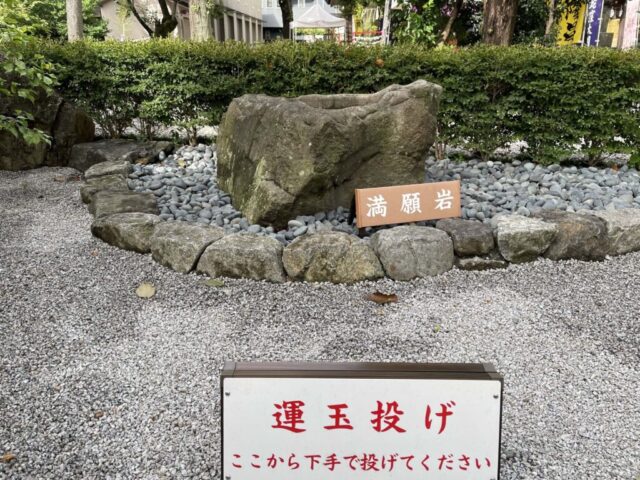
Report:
83,158,640,284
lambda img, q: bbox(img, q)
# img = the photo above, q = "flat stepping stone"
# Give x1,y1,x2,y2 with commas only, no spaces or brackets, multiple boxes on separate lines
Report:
69,139,173,172
533,210,608,261
588,208,640,256
80,174,128,204
91,213,161,253
371,226,454,280
90,191,158,219
455,254,508,271
151,223,224,273
491,214,557,263
282,232,383,284
84,159,132,180
435,218,494,257
197,234,286,283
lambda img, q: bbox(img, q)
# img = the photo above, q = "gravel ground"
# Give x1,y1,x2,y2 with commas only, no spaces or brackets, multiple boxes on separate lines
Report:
1,167,639,480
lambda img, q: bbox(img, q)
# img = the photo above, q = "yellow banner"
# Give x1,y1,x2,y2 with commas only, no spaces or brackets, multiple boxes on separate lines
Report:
557,4,587,45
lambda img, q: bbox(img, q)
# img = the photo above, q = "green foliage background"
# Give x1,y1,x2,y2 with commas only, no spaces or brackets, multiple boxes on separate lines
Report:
0,7,56,145
0,0,108,41
37,40,640,163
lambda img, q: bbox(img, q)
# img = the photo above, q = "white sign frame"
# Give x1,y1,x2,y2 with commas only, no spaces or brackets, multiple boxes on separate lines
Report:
221,362,503,480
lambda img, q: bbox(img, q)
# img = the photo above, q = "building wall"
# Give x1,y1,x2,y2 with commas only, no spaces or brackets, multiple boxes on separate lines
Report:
225,0,262,20
99,0,262,43
100,0,158,40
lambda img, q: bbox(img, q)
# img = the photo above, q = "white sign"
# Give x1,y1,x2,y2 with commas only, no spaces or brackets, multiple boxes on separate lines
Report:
223,377,502,479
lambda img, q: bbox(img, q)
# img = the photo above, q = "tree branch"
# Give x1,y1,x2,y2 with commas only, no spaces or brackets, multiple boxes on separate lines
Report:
126,0,155,37
440,0,463,44
157,0,172,19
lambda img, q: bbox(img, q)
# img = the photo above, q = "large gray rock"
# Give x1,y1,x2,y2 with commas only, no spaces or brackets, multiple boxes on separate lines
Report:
46,101,95,166
197,234,285,283
282,232,384,283
90,191,158,219
491,214,557,263
435,218,494,257
84,159,133,180
218,80,442,228
151,223,224,273
588,209,640,256
69,139,173,172
80,174,129,204
91,213,161,253
533,210,608,261
370,226,454,280
0,84,94,170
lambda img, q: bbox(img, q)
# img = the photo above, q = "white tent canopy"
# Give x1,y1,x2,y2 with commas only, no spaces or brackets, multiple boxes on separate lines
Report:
290,4,345,29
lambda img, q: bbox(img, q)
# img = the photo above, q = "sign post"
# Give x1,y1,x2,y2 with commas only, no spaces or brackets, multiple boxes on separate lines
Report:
221,362,503,479
354,180,462,229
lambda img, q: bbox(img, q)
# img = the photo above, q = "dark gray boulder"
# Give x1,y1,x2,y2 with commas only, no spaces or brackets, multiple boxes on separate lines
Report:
370,226,454,280
533,210,608,261
217,80,442,228
80,174,129,205
282,232,384,283
0,86,94,171
151,223,224,273
91,213,161,253
588,209,640,256
197,234,286,283
491,214,557,263
435,218,495,257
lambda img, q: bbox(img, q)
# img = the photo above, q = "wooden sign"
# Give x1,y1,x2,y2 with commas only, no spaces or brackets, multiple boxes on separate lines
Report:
354,181,461,228
221,362,503,479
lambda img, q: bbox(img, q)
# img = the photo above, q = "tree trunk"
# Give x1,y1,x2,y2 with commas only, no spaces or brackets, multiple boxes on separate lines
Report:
441,0,464,44
482,0,518,45
544,0,557,36
190,0,213,40
66,0,84,41
382,0,392,44
279,0,293,40
345,13,353,43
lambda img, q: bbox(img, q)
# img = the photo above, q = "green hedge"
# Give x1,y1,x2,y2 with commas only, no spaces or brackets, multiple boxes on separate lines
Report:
38,40,640,163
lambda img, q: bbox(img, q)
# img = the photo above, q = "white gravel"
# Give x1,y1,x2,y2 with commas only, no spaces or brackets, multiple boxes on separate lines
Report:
1,167,639,480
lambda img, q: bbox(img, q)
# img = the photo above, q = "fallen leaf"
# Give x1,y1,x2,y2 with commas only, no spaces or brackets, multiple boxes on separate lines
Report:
434,324,442,333
1,453,16,463
177,159,186,168
367,291,398,305
203,278,225,288
375,308,385,316
53,175,66,182
136,157,151,165
90,250,99,257
94,410,104,419
136,282,156,299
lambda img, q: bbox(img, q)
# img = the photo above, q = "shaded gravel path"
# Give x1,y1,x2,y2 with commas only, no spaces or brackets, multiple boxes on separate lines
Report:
1,167,639,480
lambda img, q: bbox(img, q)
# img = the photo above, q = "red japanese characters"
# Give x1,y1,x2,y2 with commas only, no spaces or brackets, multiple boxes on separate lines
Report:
230,451,492,473
272,399,457,434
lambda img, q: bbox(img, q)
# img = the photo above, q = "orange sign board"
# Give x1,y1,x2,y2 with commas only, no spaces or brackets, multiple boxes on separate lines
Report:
355,181,461,228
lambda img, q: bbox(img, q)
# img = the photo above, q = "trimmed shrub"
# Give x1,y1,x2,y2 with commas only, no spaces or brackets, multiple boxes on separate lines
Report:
38,40,640,163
